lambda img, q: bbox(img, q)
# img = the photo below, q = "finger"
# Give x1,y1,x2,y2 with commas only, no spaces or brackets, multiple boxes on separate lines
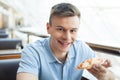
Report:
88,66,97,74
87,64,103,75
87,68,99,78
87,65,105,78
93,64,107,73
102,59,111,68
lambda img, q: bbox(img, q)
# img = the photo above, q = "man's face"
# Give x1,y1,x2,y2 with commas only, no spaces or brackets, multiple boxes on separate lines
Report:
47,16,80,53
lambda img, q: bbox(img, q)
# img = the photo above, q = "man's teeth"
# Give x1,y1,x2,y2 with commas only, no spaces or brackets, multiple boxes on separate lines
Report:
61,42,69,45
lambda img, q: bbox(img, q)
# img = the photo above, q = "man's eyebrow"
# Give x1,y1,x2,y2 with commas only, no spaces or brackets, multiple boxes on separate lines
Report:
72,28,78,29
55,26,79,31
55,26,64,28
55,26,65,29
56,26,78,29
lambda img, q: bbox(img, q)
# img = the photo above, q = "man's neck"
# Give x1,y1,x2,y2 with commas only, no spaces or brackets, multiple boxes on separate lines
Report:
54,52,68,63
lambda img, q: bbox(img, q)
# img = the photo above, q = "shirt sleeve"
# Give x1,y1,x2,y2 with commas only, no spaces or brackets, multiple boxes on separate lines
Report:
81,41,97,58
75,40,97,61
17,44,40,75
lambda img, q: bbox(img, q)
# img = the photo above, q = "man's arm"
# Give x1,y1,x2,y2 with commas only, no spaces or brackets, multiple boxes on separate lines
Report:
16,72,38,80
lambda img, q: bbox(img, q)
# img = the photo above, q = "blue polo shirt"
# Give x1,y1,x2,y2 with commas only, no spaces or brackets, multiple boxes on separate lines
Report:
17,37,96,80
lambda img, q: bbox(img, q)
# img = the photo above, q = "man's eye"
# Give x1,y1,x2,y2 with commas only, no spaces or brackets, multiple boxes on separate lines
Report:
57,28,64,31
71,30,77,33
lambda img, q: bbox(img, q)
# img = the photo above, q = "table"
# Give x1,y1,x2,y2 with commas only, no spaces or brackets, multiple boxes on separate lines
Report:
0,49,21,60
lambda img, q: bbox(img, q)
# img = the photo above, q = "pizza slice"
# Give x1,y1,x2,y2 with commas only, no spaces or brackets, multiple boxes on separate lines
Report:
77,58,105,69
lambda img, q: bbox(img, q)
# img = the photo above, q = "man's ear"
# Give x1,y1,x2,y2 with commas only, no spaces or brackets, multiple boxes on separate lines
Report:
46,22,51,34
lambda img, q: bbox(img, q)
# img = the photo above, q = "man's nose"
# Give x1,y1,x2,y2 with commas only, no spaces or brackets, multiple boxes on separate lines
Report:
62,31,71,40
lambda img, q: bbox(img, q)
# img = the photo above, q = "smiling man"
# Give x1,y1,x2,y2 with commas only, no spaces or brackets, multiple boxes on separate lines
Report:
17,3,115,80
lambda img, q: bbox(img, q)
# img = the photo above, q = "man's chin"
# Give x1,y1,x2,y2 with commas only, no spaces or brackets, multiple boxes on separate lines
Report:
59,44,71,52
60,48,69,53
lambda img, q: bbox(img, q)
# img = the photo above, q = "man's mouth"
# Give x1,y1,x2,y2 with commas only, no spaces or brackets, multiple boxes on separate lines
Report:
58,40,71,47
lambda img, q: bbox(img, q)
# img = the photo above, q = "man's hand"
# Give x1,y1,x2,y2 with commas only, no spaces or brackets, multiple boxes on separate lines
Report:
87,59,115,80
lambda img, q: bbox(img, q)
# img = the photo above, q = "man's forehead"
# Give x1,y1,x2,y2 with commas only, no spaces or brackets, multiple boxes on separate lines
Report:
51,16,80,24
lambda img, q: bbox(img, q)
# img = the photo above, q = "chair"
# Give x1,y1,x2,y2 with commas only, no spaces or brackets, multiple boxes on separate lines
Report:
0,38,23,50
0,29,8,38
0,33,9,38
0,59,20,80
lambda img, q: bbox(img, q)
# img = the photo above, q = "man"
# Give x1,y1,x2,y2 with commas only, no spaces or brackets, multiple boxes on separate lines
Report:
17,3,115,80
